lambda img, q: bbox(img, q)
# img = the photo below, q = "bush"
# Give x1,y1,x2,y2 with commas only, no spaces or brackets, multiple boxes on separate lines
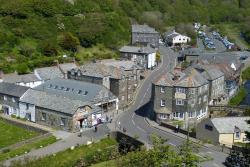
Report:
229,87,247,106
11,115,16,118
2,148,10,153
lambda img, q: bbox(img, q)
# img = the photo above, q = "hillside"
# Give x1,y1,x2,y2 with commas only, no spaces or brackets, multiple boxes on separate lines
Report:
0,0,250,74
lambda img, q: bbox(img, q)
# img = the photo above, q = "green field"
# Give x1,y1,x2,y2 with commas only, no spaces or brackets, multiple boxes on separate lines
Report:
8,138,117,167
0,136,57,161
0,119,39,149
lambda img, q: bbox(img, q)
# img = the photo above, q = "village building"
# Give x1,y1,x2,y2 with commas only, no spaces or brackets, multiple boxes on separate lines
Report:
19,78,118,131
68,61,142,107
1,63,77,88
131,24,159,48
152,67,209,123
1,73,42,88
0,82,29,116
119,45,156,69
193,64,225,104
164,30,191,46
196,117,250,147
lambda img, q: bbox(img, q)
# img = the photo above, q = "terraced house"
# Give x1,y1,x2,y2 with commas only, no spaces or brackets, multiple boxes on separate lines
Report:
68,60,143,107
152,67,209,123
131,24,159,48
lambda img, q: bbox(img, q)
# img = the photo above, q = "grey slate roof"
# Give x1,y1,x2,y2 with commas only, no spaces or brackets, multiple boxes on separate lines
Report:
132,24,158,34
155,67,208,88
74,63,123,79
33,78,117,104
211,117,250,133
119,45,155,54
194,64,224,80
34,66,64,80
59,63,77,74
20,89,101,115
0,82,29,97
2,73,41,84
99,59,143,71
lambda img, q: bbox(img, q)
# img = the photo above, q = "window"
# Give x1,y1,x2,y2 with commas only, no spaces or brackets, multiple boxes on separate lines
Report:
159,114,168,119
160,87,165,93
203,95,207,102
26,104,29,110
176,88,185,93
235,131,241,139
3,96,7,101
160,100,166,107
205,124,213,131
60,118,66,126
190,89,195,94
179,113,184,118
41,113,46,121
176,99,184,105
12,98,16,103
198,97,201,104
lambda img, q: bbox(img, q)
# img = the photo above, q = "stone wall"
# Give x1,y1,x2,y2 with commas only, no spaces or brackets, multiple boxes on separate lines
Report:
35,107,73,132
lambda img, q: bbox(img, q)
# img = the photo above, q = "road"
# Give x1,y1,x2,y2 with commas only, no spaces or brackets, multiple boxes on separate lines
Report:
118,45,227,167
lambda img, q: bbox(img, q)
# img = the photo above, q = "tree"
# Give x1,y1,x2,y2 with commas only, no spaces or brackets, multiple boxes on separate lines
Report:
58,32,79,52
39,40,58,57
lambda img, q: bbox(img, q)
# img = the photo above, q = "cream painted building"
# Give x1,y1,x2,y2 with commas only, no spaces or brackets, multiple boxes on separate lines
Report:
196,117,250,147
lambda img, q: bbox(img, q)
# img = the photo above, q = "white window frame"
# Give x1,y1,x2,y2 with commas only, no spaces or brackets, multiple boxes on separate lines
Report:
160,99,166,107
160,87,165,93
3,95,7,101
203,95,207,102
235,131,241,139
41,113,46,121
176,88,185,93
60,117,66,126
176,99,184,105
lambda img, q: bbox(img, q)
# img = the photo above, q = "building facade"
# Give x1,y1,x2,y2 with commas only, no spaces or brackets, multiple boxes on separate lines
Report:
196,117,250,147
119,45,156,69
68,61,142,107
152,68,209,123
131,24,159,48
0,83,29,116
164,30,191,46
19,79,117,131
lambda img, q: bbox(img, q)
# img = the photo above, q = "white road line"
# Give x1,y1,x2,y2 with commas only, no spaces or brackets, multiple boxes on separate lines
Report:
147,87,150,92
132,119,135,126
168,142,176,146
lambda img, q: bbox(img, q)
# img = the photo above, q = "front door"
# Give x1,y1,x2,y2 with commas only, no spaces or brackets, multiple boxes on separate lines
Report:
3,106,9,115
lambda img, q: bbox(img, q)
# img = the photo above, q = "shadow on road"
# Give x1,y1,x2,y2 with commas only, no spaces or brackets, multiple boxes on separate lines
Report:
134,102,154,120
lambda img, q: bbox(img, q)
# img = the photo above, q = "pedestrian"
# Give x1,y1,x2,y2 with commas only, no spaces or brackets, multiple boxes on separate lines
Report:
106,115,109,122
79,128,83,137
110,116,113,123
123,127,126,133
118,121,121,129
175,124,178,133
94,126,97,132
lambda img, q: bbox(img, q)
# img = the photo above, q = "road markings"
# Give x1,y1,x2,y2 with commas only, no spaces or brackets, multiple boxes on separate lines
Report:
136,126,146,133
168,142,176,146
132,119,135,125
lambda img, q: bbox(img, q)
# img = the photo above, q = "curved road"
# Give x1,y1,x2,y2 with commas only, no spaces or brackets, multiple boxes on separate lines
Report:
118,45,227,167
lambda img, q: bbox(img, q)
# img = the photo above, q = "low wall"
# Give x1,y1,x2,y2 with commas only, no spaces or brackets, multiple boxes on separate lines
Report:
0,117,48,134
160,122,196,138
110,131,144,151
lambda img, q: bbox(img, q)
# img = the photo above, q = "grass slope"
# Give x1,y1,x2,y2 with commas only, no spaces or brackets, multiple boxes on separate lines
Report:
0,119,39,149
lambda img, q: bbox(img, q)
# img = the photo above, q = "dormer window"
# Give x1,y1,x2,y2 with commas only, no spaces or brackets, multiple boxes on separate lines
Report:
78,90,82,94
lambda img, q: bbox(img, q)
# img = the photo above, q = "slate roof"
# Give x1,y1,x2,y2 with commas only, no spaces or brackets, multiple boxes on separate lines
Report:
132,24,158,34
193,64,224,80
58,63,77,74
2,73,41,84
182,48,202,56
99,59,143,71
211,117,250,133
154,67,208,88
33,78,117,104
20,89,101,115
0,82,29,97
119,45,155,54
73,63,123,79
35,66,63,80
